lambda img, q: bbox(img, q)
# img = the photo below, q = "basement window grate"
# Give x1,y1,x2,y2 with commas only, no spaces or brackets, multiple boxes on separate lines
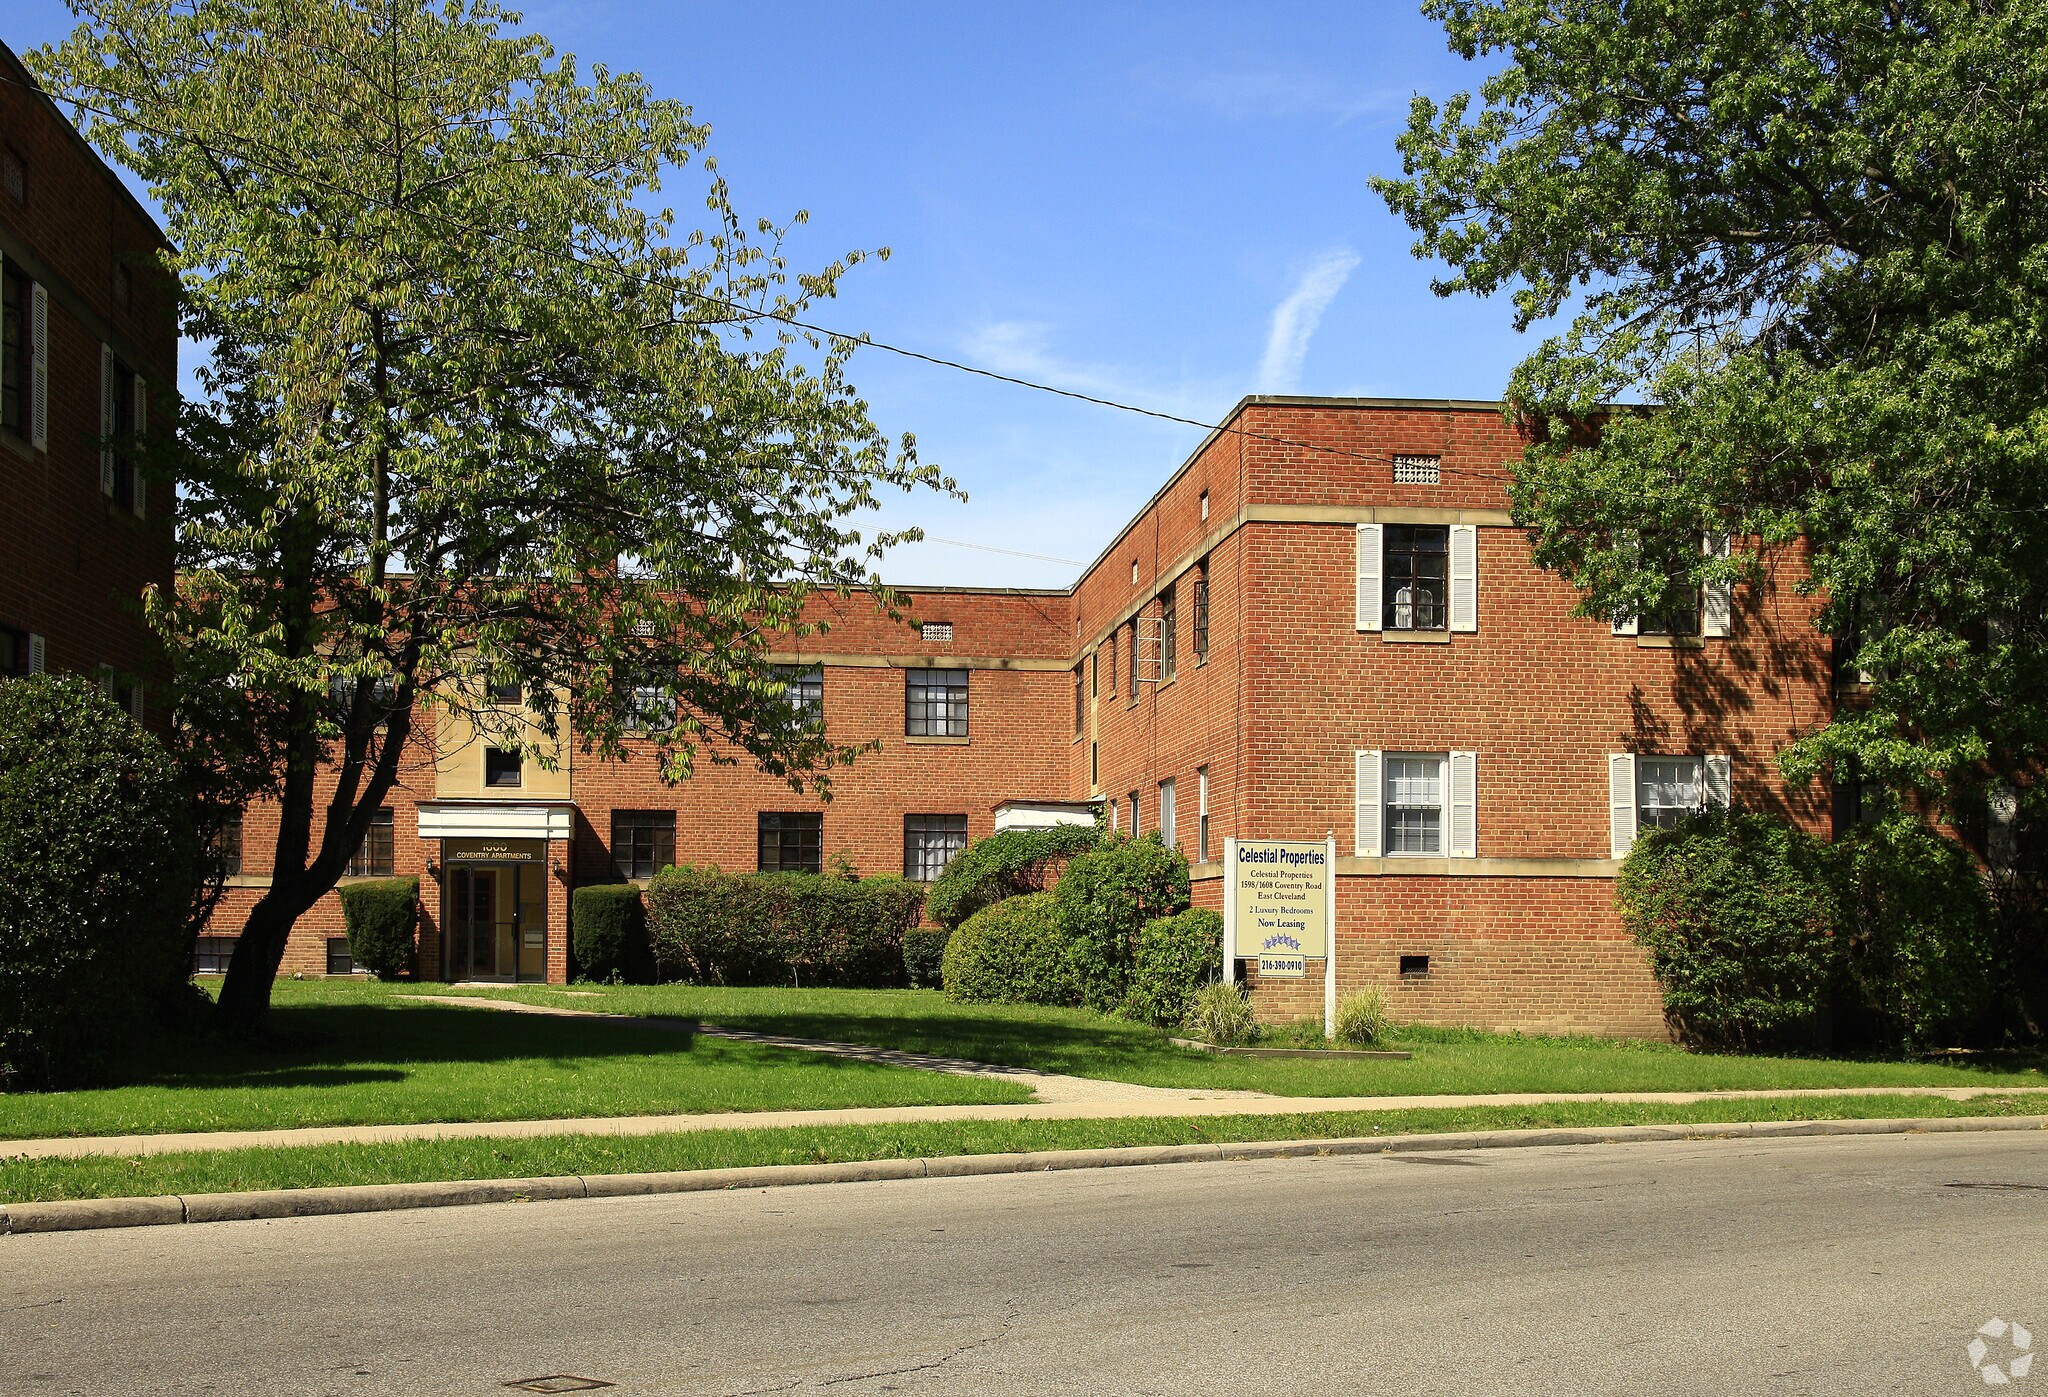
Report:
1399,954,1431,978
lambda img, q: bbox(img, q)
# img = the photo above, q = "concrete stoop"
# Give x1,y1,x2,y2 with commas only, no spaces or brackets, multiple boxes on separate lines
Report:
5,1113,2043,1236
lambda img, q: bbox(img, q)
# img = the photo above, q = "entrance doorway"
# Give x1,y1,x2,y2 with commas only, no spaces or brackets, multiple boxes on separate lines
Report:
446,862,548,981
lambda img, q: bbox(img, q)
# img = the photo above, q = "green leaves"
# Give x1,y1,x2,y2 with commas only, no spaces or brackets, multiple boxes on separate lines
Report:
1379,1,2048,826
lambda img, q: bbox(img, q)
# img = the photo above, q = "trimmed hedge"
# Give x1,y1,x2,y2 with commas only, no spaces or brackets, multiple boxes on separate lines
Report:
941,893,1080,1006
903,926,952,989
1125,907,1223,1027
646,866,924,987
338,878,419,980
0,674,199,1090
572,883,652,984
1053,833,1192,1013
1618,810,1841,1050
925,823,1102,929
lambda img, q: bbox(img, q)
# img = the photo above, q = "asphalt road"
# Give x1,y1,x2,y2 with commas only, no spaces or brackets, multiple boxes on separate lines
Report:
5,1132,2046,1395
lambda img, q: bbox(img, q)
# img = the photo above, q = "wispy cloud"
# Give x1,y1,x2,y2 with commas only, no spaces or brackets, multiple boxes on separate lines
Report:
1132,58,1402,125
1257,250,1362,393
960,320,1220,420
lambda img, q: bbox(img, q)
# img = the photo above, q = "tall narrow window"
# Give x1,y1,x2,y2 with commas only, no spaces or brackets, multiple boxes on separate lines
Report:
905,668,968,737
1127,620,1139,697
1383,526,1449,630
1073,663,1085,734
612,811,676,880
1192,562,1211,661
758,812,823,874
1159,584,1177,681
216,814,244,877
348,808,395,877
109,357,138,512
1196,766,1211,863
1159,778,1177,850
1128,791,1140,838
1107,631,1118,700
0,263,25,438
904,814,969,881
775,665,824,725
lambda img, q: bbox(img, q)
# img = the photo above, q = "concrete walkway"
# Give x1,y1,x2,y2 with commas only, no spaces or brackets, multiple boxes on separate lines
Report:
6,990,2045,1161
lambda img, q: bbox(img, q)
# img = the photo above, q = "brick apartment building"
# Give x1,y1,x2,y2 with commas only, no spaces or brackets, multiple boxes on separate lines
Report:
0,40,176,705
208,395,1833,1037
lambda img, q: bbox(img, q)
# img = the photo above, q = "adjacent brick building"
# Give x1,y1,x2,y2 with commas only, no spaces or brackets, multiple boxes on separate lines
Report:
211,395,1834,1038
0,39,175,704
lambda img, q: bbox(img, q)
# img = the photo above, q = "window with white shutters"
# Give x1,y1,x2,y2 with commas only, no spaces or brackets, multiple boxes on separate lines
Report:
1385,754,1446,854
1611,752,1732,857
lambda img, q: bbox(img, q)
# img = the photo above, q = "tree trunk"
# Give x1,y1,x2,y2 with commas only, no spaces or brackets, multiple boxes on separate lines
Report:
215,883,317,1032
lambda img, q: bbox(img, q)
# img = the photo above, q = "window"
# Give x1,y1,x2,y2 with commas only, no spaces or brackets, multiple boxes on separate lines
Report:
758,812,822,874
613,811,676,880
1636,756,1705,830
1128,791,1140,838
1159,584,1177,681
920,621,953,644
904,814,969,881
349,807,395,877
112,263,132,313
776,665,824,725
484,748,523,787
1200,489,1210,521
1400,954,1431,978
622,677,675,732
1109,798,1119,833
1196,766,1211,862
486,679,523,704
1073,663,1085,734
192,936,237,976
1385,754,1447,855
1131,560,1139,584
905,668,968,737
0,624,26,678
1640,577,1703,637
1127,620,1138,697
1392,454,1442,485
216,814,244,877
326,937,359,975
1,146,22,205
1192,563,1211,661
1106,631,1118,700
1384,525,1449,630
0,263,25,438
1159,778,1176,850
1090,740,1098,788
110,358,138,512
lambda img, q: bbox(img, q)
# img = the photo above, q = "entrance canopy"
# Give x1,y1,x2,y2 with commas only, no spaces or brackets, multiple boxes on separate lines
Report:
416,800,575,841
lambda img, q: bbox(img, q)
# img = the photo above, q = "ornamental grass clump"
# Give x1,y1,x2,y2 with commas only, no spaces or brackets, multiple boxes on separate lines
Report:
1183,980,1257,1046
1333,988,1391,1046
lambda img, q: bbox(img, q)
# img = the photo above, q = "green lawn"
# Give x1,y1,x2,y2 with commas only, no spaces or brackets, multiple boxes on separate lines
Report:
0,980,1029,1142
3,1092,2040,1204
438,981,2048,1097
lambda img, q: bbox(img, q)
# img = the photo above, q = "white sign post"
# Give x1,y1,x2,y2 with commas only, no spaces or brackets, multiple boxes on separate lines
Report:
1323,833,1338,1041
1221,836,1237,986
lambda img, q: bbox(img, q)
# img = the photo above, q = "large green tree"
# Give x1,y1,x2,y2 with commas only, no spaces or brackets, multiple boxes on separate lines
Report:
1376,0,2048,836
35,0,948,1029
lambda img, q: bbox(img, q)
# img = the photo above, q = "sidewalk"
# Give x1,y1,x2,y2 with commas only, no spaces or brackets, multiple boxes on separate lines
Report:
9,994,2046,1161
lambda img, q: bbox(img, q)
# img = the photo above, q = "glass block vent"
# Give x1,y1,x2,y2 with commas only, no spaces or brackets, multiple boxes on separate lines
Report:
1392,454,1442,485
920,622,953,643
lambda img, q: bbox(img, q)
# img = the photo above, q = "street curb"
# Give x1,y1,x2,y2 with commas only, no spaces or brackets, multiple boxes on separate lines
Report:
5,1113,2044,1235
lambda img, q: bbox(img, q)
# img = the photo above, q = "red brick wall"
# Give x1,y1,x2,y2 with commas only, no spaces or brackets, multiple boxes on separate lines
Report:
0,43,176,692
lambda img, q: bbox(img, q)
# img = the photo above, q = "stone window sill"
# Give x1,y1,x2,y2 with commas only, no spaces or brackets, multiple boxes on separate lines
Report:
1381,629,1452,645
904,734,970,746
1637,635,1706,650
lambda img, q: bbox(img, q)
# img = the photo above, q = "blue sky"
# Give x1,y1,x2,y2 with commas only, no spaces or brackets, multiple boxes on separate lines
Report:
14,1,1529,588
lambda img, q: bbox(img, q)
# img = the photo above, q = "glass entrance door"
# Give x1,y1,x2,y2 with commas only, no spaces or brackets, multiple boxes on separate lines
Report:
447,863,547,981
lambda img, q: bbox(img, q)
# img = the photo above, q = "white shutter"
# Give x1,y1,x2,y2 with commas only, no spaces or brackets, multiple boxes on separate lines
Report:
1989,785,2019,874
96,665,116,700
26,633,45,674
130,375,147,517
99,344,116,495
1354,748,1383,857
1701,533,1732,637
1355,523,1382,632
29,283,47,450
130,687,144,724
1609,753,1638,859
1704,753,1732,810
1448,525,1478,632
1448,750,1477,857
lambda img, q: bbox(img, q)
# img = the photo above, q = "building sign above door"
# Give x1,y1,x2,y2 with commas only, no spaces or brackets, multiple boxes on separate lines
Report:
443,836,545,864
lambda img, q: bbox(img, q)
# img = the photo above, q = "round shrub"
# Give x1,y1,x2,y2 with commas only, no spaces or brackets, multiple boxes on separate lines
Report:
1125,907,1223,1027
1618,810,1840,1051
925,823,1102,929
1833,818,1995,1050
1053,832,1191,1013
338,877,419,980
941,892,1080,1006
0,674,200,1090
572,883,652,983
1333,988,1390,1046
903,926,951,989
1183,980,1256,1046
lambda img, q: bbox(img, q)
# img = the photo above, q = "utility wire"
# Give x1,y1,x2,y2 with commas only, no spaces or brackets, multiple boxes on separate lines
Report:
0,65,1526,487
